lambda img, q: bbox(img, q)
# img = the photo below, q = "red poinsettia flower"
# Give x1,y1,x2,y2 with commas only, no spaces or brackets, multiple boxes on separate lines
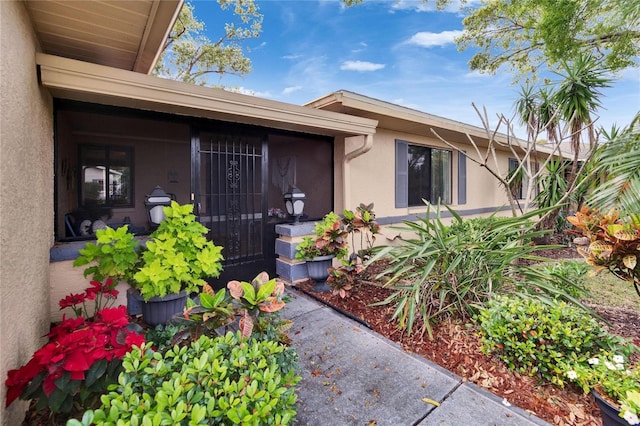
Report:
125,332,145,349
6,282,141,411
42,371,62,396
97,307,128,327
86,278,119,300
4,354,45,407
63,350,91,374
59,293,87,309
47,317,85,340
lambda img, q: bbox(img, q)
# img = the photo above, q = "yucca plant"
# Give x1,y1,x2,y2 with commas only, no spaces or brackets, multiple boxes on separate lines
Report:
368,204,584,338
534,159,568,231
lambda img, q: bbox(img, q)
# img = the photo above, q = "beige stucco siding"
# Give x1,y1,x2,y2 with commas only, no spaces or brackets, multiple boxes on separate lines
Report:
49,262,129,323
344,128,514,221
0,2,54,424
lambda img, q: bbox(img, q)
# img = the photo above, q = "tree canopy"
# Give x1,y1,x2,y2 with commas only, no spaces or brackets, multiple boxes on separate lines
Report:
345,0,640,81
153,0,262,86
456,0,640,79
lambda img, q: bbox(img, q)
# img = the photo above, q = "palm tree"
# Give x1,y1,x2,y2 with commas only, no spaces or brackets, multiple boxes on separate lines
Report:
552,53,612,196
588,113,640,219
514,84,539,143
537,88,560,146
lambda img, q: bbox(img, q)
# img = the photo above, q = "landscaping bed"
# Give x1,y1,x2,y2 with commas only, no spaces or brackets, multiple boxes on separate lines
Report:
295,256,640,426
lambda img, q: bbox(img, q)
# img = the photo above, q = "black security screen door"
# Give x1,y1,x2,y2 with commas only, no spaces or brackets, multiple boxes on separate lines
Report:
193,128,268,286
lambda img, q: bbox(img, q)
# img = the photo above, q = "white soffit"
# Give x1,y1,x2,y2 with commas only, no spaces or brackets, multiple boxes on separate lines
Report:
25,0,182,73
37,54,378,137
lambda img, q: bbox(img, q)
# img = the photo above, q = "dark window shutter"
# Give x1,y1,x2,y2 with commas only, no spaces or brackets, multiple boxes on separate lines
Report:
458,151,467,205
395,140,408,208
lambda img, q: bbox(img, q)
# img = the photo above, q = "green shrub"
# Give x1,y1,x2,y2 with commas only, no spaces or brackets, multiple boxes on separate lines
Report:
71,332,300,426
144,323,183,354
369,204,563,337
540,260,589,298
476,295,634,385
134,201,224,300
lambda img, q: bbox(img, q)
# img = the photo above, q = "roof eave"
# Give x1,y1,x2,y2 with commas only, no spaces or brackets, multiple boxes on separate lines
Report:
37,54,378,137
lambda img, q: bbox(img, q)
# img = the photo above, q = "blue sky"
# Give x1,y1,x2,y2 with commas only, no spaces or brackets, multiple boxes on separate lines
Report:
192,0,640,138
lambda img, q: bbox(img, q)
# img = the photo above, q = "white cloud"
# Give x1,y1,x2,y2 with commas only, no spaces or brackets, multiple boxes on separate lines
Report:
282,86,302,95
340,60,385,72
351,41,368,53
391,0,480,13
464,70,491,79
391,0,437,13
282,54,303,60
227,86,273,98
406,30,463,48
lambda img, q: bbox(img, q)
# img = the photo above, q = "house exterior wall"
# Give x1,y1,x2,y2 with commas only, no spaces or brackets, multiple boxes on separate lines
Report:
49,261,129,323
0,2,54,424
345,127,515,222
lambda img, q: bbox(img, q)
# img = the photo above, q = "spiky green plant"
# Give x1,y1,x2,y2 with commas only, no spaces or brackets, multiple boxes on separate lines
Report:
369,204,588,338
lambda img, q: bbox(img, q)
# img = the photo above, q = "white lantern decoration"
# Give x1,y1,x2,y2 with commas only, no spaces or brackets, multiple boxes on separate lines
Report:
283,187,306,224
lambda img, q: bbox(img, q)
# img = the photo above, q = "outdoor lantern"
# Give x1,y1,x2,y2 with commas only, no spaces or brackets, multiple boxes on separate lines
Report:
145,185,173,229
284,186,306,224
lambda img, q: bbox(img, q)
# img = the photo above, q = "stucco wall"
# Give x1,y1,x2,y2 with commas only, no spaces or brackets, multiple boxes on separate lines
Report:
0,2,54,424
346,128,516,221
49,261,129,323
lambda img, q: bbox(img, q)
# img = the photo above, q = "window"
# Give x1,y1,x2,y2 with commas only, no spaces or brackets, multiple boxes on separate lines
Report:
395,140,451,207
508,158,524,200
80,145,134,207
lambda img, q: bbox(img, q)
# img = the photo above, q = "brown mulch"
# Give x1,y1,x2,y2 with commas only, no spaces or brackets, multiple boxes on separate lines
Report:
295,252,640,426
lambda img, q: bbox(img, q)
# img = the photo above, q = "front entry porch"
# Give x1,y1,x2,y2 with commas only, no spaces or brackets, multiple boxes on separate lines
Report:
54,101,334,287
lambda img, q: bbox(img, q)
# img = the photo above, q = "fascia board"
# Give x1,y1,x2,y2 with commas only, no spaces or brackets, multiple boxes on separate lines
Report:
37,54,378,137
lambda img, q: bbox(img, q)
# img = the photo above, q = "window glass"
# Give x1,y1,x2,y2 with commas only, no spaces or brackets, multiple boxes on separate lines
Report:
407,144,451,206
80,145,133,207
508,158,524,200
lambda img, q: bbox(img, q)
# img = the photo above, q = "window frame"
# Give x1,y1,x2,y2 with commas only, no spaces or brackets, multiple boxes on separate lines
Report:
395,140,452,208
78,144,135,208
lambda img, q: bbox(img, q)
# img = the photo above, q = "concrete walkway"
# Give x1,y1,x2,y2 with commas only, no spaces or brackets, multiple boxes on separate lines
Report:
281,289,550,426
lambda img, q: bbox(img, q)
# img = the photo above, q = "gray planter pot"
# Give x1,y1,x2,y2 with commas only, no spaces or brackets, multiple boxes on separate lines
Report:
140,291,188,327
126,287,144,316
306,254,335,293
592,391,626,426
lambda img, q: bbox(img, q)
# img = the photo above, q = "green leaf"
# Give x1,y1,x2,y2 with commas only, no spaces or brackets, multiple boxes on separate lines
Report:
241,281,256,304
85,359,108,387
199,292,215,309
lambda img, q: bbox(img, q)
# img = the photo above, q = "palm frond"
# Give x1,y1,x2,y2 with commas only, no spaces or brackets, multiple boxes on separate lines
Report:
588,112,640,216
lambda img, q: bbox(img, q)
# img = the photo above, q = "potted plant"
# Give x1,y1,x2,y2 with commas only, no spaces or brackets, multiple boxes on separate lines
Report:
566,354,640,425
5,281,145,424
73,225,142,315
133,201,224,326
327,203,380,297
295,211,348,292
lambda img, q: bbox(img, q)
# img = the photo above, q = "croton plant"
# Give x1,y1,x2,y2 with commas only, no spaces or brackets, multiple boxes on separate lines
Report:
568,206,640,296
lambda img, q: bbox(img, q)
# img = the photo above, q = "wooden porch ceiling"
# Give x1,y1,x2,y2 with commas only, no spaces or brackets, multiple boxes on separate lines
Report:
24,0,182,74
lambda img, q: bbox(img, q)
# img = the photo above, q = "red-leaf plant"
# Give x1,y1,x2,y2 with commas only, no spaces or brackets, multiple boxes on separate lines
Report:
5,279,145,420
568,206,640,296
227,272,286,338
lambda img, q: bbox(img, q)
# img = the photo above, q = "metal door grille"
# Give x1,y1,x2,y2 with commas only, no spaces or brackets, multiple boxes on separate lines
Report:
198,134,263,266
